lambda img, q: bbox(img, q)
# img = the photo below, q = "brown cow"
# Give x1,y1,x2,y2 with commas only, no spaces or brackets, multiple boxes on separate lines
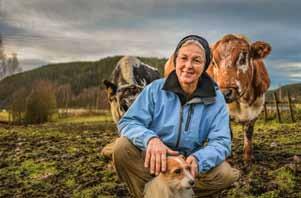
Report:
164,34,271,162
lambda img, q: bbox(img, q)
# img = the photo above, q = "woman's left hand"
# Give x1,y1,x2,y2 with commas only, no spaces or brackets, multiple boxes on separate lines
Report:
186,155,198,178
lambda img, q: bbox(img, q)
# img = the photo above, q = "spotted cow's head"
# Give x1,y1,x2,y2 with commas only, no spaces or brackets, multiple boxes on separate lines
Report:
103,80,143,123
207,34,271,103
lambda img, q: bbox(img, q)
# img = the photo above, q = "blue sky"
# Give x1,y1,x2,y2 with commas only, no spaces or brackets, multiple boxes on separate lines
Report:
0,0,300,89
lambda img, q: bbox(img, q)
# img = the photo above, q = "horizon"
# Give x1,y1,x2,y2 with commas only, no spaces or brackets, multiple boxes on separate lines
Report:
3,55,299,91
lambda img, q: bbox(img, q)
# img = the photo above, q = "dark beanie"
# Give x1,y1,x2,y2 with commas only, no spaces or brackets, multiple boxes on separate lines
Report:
173,35,211,71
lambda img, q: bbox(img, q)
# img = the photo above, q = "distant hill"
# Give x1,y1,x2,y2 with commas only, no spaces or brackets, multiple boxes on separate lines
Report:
1,55,299,107
0,56,167,105
266,83,301,102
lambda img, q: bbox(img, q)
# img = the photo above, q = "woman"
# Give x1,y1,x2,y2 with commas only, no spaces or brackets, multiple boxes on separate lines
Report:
113,35,240,197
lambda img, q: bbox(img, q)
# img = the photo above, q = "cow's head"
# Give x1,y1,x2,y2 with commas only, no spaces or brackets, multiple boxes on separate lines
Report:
103,80,143,123
208,34,271,103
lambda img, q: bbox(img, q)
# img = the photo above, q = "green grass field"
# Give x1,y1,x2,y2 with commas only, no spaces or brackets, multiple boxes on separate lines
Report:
0,115,300,197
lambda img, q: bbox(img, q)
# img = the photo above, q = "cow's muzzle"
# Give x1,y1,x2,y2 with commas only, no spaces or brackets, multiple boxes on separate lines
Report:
221,88,239,103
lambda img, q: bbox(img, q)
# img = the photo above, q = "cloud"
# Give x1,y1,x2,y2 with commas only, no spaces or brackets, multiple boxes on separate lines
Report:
1,0,301,88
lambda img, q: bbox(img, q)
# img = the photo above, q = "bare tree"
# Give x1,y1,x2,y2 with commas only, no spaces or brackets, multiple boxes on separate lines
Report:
7,53,21,74
10,87,28,124
0,34,5,79
56,84,72,116
0,34,22,80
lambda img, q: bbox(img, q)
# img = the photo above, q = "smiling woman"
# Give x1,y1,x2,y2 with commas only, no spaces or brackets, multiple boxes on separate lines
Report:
113,35,240,198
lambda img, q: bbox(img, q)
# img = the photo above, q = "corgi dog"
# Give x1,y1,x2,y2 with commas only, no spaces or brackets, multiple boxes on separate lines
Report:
144,156,195,198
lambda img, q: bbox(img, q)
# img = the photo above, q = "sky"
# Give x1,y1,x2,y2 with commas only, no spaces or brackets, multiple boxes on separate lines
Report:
0,0,300,89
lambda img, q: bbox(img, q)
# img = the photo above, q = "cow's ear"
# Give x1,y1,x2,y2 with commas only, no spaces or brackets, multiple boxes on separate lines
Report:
251,41,271,59
103,80,117,95
211,40,220,52
164,53,176,78
210,40,222,64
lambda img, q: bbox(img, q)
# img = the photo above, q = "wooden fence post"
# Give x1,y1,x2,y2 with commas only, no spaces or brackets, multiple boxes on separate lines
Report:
273,92,281,123
263,102,268,122
287,91,295,122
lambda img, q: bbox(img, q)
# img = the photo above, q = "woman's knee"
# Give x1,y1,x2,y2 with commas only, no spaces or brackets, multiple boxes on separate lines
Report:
113,137,131,156
113,137,141,163
216,161,240,185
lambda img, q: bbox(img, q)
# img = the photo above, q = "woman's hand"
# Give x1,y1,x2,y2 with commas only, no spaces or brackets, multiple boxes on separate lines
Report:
144,137,179,175
186,155,198,178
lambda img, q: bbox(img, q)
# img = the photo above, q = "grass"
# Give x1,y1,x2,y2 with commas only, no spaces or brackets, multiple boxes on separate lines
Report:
0,117,123,197
0,111,8,122
57,114,113,123
0,114,300,197
222,119,301,198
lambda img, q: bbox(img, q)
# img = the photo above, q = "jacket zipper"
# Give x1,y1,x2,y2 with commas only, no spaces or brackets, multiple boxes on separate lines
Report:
185,104,194,131
175,105,183,148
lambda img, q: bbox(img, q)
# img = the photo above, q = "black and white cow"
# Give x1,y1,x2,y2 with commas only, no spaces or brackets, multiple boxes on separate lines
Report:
104,56,161,123
101,56,161,157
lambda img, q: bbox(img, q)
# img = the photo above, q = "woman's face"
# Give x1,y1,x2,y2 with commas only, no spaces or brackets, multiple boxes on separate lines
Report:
175,43,206,86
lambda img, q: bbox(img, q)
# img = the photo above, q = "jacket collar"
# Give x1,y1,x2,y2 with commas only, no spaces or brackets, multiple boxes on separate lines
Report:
162,70,216,105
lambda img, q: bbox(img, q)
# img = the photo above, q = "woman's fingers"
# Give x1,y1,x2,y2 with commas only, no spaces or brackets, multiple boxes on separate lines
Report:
150,151,156,174
155,152,161,175
144,147,151,168
167,148,179,156
146,150,166,174
186,156,198,178
190,162,197,178
161,151,167,172
145,138,179,175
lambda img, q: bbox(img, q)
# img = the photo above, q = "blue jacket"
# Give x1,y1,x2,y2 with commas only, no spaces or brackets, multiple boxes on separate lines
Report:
118,71,231,173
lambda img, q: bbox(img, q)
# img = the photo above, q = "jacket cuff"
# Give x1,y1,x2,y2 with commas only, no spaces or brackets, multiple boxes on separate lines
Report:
192,151,212,173
143,133,158,148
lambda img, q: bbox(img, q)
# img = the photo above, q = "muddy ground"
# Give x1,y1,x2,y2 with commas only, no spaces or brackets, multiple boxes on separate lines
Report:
0,118,300,198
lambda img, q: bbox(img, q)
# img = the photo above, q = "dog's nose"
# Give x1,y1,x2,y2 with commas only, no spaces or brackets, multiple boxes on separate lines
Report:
189,180,195,186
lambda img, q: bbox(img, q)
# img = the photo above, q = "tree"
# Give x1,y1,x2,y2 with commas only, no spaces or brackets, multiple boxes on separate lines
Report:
0,34,22,80
0,34,6,79
0,34,4,60
56,84,72,117
7,53,21,74
98,89,109,109
10,87,28,124
24,80,57,124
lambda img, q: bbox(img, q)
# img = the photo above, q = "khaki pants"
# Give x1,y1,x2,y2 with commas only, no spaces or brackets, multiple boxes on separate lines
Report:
113,137,240,198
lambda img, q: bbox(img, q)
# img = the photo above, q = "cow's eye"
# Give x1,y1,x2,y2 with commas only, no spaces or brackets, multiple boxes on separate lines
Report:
237,52,248,66
239,56,246,65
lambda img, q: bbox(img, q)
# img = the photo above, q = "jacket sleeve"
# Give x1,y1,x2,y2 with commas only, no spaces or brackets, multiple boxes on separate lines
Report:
192,100,231,173
117,84,158,150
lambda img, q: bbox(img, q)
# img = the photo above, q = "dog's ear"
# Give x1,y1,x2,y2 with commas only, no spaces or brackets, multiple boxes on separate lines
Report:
103,80,117,95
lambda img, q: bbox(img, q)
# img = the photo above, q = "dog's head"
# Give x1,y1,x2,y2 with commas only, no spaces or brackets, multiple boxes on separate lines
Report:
103,80,143,123
161,156,195,190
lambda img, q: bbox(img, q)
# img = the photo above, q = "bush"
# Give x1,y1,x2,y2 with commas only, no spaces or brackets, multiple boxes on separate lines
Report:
9,87,28,124
24,80,57,124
